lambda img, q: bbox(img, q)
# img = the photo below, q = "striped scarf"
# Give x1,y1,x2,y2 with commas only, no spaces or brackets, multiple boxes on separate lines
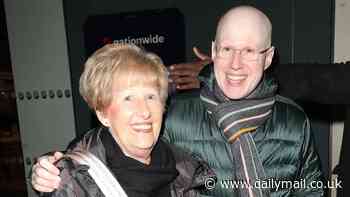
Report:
200,71,277,197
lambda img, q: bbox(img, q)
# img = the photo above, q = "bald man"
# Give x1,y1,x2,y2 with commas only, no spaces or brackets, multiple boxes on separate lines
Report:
31,6,323,197
166,6,323,196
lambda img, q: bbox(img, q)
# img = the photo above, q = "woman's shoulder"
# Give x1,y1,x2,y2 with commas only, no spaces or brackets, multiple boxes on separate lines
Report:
66,127,104,150
66,127,108,163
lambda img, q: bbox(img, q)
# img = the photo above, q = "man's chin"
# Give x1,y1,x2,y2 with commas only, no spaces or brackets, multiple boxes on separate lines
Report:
222,88,247,100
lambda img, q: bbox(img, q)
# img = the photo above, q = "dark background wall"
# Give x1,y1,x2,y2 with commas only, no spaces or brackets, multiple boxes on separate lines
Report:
0,0,11,72
62,0,334,180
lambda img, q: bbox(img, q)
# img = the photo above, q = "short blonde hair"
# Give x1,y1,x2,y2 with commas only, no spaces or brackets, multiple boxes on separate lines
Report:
79,43,168,111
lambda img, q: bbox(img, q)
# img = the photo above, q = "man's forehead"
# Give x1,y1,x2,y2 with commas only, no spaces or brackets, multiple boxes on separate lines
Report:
218,22,268,48
216,23,270,47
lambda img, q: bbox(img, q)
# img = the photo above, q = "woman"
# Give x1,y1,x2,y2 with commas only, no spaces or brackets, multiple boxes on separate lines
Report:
32,43,214,197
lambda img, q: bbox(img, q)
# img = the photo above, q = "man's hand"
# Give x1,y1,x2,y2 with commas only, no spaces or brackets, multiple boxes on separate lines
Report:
169,47,212,90
31,152,63,192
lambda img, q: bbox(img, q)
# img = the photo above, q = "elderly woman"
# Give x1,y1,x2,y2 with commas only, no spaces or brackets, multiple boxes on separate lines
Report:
31,43,214,197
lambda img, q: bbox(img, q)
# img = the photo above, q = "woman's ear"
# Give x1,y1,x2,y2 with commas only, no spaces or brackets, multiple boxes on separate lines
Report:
96,110,110,127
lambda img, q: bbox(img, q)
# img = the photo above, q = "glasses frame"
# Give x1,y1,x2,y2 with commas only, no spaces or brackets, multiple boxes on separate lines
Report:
214,43,273,61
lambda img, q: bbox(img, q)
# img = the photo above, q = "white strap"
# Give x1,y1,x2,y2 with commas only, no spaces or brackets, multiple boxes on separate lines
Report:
66,151,128,197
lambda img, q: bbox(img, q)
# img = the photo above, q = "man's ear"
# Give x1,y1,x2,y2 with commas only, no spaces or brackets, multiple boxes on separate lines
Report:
96,110,110,127
264,46,275,70
211,41,217,59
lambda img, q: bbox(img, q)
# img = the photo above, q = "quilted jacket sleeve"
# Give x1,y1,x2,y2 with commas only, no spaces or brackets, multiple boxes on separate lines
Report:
292,118,325,196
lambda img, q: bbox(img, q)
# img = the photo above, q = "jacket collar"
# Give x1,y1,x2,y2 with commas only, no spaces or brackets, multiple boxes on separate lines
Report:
198,63,216,92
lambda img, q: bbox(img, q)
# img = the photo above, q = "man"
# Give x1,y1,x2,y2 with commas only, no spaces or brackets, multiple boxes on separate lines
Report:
31,6,324,196
163,5,323,196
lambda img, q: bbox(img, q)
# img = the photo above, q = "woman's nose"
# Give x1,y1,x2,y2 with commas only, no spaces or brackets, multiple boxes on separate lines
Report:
137,99,151,119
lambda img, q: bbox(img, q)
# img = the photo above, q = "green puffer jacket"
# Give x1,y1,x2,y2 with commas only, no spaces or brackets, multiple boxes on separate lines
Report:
162,67,324,197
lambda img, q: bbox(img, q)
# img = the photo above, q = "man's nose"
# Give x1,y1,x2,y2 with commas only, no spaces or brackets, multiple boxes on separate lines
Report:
230,50,243,70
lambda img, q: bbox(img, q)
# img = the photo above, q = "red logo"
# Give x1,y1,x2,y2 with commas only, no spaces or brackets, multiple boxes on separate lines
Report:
102,37,113,45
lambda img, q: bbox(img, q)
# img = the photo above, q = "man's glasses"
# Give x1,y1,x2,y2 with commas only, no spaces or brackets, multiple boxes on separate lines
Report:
215,45,271,61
